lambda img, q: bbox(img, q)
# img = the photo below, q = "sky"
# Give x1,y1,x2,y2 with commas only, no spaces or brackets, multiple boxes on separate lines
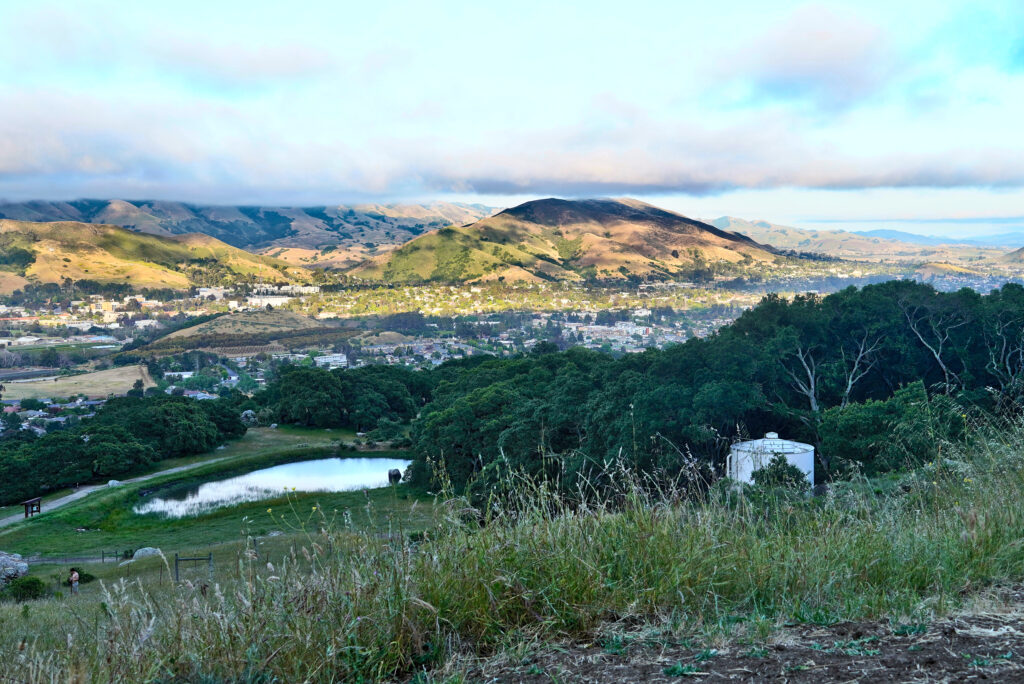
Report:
1,0,1023,237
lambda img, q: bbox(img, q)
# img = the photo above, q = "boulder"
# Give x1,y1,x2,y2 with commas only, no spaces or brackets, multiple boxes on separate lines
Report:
0,551,29,585
108,480,121,487
132,547,162,560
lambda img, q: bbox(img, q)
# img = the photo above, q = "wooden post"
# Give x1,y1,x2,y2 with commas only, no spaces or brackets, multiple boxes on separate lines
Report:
174,553,179,582
208,553,213,580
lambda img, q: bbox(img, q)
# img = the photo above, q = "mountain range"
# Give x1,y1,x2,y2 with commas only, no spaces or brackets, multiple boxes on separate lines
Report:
351,198,779,283
0,200,495,257
709,217,1009,262
852,229,1024,248
0,219,311,293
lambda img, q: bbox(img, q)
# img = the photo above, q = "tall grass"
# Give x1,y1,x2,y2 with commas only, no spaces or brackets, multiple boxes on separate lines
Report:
5,411,1024,682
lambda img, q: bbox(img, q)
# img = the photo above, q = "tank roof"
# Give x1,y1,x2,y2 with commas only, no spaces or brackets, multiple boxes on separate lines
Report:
731,433,814,454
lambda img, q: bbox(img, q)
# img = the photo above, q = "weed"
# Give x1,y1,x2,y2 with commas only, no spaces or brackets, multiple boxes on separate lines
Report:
663,662,706,676
892,622,928,636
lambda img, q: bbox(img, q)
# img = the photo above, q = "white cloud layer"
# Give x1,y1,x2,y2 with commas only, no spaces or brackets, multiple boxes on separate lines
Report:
0,0,1022,222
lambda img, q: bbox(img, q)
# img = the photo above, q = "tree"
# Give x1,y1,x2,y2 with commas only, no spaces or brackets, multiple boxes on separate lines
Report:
127,379,144,398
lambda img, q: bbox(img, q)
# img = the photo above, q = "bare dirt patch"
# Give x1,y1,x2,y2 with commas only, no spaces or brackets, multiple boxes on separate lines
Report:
456,588,1024,682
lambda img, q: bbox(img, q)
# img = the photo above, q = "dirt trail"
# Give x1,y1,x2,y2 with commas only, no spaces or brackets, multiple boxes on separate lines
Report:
0,457,228,530
460,587,1024,682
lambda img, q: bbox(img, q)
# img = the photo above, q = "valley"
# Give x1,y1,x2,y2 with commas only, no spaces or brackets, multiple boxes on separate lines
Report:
3,198,1024,683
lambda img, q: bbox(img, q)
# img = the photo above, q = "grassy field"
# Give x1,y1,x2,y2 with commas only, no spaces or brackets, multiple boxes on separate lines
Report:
4,411,1024,682
0,364,154,400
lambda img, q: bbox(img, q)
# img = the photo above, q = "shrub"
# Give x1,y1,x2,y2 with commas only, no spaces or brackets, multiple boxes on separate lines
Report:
751,454,810,489
2,576,47,602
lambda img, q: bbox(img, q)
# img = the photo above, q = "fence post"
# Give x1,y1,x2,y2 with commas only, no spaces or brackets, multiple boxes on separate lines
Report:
208,553,213,580
101,551,104,564
174,553,179,583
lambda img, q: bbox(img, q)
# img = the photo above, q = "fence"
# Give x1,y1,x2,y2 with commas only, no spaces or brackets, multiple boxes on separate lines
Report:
174,552,214,582
28,550,131,565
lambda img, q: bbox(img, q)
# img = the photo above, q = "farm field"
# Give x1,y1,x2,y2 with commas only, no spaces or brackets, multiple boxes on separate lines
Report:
164,309,324,340
0,364,153,400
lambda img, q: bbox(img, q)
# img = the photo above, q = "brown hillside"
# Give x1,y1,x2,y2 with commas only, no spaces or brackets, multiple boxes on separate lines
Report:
350,198,779,283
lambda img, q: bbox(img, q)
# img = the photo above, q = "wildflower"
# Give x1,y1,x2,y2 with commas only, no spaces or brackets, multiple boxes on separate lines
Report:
266,508,272,513
312,506,317,511
964,478,972,483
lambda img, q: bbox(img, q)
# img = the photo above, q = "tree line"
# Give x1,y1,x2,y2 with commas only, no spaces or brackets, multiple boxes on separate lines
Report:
0,395,245,505
405,281,1024,494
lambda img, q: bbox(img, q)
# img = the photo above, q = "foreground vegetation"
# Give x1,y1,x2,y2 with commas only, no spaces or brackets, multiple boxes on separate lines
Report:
3,404,1024,681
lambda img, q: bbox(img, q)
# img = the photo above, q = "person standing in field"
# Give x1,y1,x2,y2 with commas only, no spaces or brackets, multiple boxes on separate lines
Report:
69,568,79,595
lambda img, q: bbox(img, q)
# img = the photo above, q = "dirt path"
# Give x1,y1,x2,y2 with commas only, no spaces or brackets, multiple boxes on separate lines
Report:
459,588,1024,682
0,457,229,530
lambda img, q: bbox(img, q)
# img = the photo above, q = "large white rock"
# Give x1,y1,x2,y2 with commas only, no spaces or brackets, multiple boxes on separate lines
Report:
0,551,29,584
132,547,162,560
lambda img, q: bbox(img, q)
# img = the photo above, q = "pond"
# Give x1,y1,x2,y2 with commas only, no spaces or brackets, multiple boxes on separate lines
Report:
133,457,412,518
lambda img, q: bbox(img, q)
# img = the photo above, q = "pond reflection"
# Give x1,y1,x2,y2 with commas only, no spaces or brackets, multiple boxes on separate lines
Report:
133,457,411,518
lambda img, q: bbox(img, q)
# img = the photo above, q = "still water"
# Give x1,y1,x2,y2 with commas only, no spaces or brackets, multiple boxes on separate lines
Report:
133,457,411,518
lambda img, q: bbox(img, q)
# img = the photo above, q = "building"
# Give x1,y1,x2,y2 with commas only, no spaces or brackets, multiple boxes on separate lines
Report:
246,295,293,308
726,432,814,485
314,353,348,369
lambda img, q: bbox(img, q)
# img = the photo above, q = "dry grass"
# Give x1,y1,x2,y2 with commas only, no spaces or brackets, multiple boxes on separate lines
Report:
165,310,323,340
4,407,1024,682
1,365,153,400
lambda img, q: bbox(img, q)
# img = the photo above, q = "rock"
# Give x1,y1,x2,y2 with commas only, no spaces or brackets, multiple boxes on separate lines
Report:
108,479,121,487
0,551,29,584
132,547,162,560
269,423,278,429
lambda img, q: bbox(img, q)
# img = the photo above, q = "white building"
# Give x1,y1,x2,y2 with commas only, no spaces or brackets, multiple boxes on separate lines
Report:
726,432,814,485
246,295,293,308
314,353,348,369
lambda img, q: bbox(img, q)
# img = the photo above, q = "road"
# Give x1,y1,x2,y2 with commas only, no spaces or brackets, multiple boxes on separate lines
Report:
0,456,229,530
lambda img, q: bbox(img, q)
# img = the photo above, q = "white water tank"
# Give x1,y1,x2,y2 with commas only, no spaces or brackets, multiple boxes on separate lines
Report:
726,432,814,485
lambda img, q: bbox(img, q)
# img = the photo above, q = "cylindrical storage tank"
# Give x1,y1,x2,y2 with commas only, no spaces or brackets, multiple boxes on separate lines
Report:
726,432,814,485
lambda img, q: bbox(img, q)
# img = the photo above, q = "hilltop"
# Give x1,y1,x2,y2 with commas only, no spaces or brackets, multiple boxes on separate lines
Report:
0,220,312,293
350,198,779,283
0,200,495,252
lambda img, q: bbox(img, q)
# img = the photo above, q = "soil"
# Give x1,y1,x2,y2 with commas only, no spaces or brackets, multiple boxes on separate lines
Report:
455,588,1024,683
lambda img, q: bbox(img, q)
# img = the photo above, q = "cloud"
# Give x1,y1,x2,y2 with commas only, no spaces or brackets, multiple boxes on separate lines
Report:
146,40,335,88
720,4,898,110
3,93,1024,204
3,5,335,89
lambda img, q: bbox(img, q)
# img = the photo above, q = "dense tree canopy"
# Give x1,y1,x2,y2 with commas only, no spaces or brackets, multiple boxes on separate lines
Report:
407,281,1023,493
256,364,429,431
0,395,245,504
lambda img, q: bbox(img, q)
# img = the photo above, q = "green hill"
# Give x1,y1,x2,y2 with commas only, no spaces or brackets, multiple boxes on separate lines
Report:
0,219,313,293
350,198,779,283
